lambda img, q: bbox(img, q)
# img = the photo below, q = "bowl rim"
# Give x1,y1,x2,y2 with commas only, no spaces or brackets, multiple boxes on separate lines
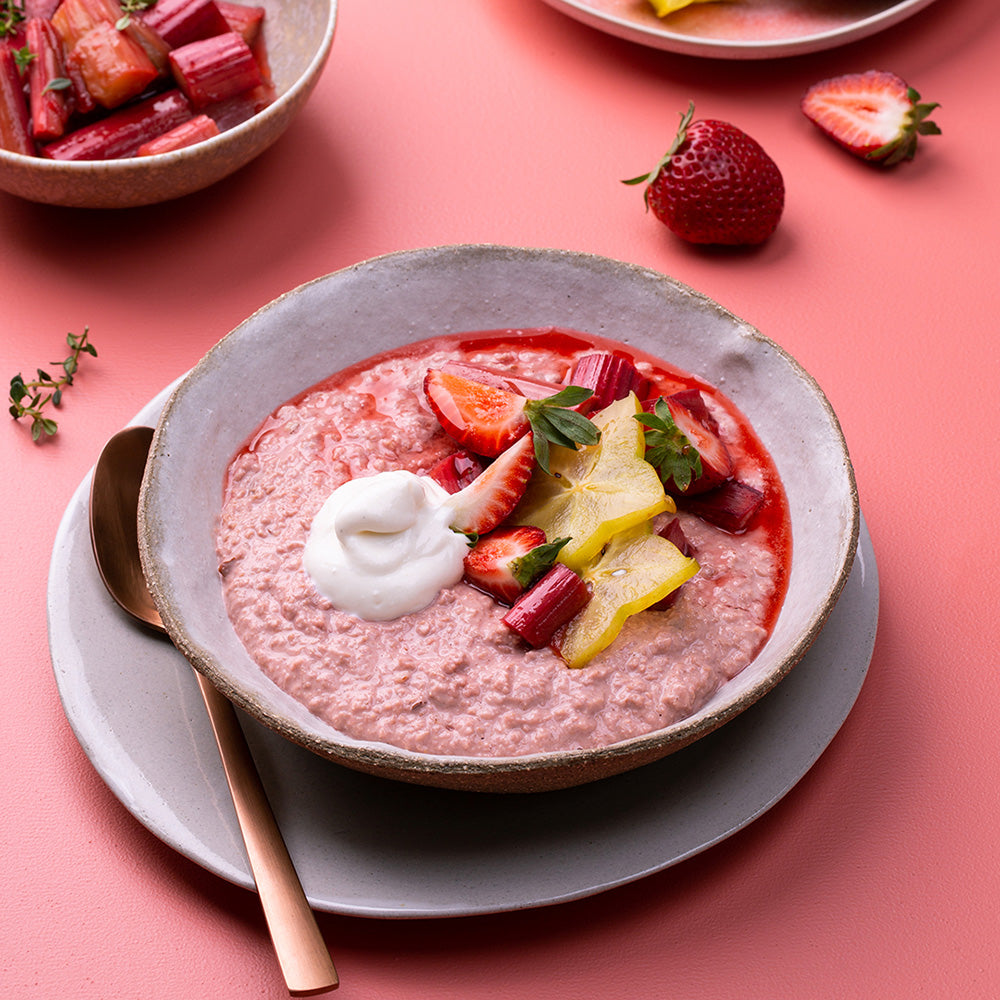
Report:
140,244,860,786
0,0,337,173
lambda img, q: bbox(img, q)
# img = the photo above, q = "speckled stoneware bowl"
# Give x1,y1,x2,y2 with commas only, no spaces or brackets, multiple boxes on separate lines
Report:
139,245,860,794
0,0,336,209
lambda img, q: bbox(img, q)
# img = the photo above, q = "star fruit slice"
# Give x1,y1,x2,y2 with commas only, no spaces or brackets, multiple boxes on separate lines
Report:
512,393,671,572
557,523,700,668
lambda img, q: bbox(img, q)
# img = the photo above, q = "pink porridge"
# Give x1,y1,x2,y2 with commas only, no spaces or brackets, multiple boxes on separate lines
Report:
215,328,790,757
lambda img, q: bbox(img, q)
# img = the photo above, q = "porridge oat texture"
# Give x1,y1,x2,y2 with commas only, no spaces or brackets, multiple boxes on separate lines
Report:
216,328,790,757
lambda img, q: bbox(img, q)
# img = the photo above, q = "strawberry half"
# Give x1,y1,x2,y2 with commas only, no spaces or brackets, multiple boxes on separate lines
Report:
801,70,941,166
623,101,784,246
424,368,599,471
444,433,536,536
425,368,530,457
441,360,564,400
463,526,568,605
637,394,732,496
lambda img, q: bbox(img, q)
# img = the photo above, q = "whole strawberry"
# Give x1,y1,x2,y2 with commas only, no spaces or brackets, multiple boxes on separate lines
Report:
624,102,784,246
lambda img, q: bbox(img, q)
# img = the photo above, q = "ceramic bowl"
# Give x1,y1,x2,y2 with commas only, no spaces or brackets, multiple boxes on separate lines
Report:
0,0,336,209
139,245,859,793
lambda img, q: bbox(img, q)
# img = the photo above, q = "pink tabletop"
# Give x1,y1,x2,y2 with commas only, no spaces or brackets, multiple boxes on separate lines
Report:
3,1,998,997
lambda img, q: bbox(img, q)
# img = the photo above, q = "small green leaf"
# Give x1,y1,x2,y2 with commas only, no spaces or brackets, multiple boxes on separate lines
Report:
522,385,601,476
510,537,570,590
41,76,71,94
635,397,702,491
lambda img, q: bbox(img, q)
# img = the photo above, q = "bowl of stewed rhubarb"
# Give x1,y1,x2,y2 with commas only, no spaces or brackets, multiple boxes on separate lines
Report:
0,0,336,207
138,245,860,793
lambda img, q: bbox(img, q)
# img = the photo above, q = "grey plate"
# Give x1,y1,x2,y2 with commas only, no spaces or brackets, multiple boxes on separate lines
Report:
540,0,937,59
48,378,877,917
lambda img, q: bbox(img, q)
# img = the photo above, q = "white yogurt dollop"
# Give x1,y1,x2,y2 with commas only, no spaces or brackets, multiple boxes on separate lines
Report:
303,470,468,621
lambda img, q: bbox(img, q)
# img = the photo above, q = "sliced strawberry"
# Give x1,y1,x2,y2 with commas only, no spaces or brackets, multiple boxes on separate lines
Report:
463,525,550,604
441,360,564,400
801,70,941,166
570,352,648,411
444,433,535,536
424,368,599,470
638,394,732,496
427,449,485,494
502,563,591,649
663,394,732,495
666,387,719,434
424,368,529,457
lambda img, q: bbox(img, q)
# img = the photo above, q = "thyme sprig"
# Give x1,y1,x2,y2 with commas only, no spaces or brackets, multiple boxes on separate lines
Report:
0,0,25,39
115,0,156,29
9,328,98,441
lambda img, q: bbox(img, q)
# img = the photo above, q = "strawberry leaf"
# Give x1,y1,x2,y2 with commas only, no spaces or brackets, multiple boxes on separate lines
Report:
510,536,570,589
523,386,600,474
634,398,702,492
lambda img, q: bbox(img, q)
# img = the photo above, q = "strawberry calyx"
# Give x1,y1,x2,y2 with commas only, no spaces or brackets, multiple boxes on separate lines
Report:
523,385,600,474
869,86,941,165
621,100,695,210
634,397,703,493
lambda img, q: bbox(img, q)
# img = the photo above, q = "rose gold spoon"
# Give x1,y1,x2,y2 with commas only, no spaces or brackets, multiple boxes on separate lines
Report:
89,425,338,997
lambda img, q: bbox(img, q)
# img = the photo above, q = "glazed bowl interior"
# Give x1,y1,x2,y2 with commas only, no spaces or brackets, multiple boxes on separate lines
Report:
139,245,859,793
0,0,336,209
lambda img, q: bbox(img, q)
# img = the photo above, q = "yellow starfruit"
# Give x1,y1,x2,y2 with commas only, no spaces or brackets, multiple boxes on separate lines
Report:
557,524,700,668
512,393,671,572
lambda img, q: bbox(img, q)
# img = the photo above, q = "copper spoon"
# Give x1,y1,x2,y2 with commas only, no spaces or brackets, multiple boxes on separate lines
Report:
89,425,338,997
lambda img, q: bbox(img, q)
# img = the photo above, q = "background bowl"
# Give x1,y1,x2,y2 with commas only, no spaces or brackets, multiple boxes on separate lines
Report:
0,0,336,209
139,245,859,793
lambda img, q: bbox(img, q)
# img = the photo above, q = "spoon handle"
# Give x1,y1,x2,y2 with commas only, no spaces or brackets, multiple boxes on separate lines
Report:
194,673,339,996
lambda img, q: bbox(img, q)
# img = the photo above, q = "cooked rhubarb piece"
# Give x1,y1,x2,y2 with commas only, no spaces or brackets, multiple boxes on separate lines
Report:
141,0,231,48
503,563,591,649
556,524,699,667
216,1,265,44
570,352,648,411
41,87,193,159
427,449,485,494
681,480,764,533
168,30,262,108
26,18,72,140
72,20,158,109
513,393,670,571
135,112,219,154
63,51,97,114
0,46,34,155
653,516,694,609
25,0,62,18
123,14,172,75
51,0,117,49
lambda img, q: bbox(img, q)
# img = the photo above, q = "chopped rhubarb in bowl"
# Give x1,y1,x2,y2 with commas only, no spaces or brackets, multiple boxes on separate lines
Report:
0,0,336,207
139,245,860,793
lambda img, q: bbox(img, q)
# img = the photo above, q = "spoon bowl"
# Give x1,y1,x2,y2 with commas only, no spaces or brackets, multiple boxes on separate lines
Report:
88,426,338,996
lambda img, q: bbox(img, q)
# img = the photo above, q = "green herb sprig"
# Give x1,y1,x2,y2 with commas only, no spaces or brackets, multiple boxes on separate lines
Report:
634,397,702,492
115,0,156,30
9,328,98,441
0,0,25,39
524,385,601,475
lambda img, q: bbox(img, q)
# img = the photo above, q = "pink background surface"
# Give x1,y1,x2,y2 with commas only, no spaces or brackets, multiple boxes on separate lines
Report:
3,1,999,997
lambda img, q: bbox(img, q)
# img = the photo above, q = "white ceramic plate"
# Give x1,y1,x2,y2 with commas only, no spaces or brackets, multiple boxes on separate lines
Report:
540,0,938,59
48,377,877,914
